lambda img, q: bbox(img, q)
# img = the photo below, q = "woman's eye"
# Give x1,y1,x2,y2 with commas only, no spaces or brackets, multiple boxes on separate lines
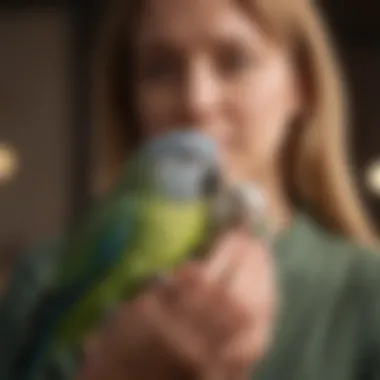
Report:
217,46,256,76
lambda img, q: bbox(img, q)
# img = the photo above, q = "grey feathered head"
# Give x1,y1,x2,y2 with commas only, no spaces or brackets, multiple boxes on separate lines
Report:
126,130,223,201
120,130,271,238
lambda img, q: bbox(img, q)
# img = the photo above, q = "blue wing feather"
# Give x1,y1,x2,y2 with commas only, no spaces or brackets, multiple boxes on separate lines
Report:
17,203,137,378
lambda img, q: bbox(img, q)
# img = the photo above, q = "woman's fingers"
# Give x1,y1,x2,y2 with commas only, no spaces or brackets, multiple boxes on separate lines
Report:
78,230,278,380
203,233,277,366
203,231,249,283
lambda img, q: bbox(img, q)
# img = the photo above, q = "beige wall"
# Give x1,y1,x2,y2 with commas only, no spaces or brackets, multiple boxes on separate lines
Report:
0,9,71,251
347,48,380,166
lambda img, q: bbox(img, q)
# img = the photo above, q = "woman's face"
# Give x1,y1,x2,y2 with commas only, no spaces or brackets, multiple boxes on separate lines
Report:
134,0,302,183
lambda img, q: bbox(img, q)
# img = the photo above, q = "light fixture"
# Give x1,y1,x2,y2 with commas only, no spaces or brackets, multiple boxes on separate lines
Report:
365,159,380,197
0,142,19,185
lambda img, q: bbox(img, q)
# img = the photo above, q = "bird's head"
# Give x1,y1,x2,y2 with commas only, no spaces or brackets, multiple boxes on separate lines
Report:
125,130,224,201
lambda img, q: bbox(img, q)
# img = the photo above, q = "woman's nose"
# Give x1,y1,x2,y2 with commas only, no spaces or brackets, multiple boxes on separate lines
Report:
178,60,220,127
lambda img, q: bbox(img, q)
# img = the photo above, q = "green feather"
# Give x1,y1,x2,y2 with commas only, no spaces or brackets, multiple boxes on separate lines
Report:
51,196,210,354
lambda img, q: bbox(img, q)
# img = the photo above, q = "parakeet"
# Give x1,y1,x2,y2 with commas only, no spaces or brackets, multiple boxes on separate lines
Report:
21,130,229,379
17,130,272,380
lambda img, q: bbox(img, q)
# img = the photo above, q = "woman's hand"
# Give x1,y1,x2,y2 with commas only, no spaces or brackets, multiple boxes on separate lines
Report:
76,230,278,380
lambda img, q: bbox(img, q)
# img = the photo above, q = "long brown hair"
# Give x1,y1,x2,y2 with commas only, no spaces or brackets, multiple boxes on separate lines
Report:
91,0,377,246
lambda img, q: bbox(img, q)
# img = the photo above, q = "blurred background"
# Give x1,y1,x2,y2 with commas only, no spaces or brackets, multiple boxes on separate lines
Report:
0,0,379,283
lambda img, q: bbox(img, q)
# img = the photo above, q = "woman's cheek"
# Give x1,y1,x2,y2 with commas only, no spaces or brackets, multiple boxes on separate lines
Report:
137,88,173,136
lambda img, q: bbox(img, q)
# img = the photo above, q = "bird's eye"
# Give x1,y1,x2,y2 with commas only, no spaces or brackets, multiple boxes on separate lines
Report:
202,168,222,197
177,150,196,164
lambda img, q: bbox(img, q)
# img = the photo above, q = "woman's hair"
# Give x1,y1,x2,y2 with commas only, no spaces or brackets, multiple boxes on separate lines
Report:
91,0,377,246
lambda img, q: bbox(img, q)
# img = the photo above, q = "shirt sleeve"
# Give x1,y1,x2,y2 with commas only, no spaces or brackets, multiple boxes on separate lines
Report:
0,239,62,380
353,247,380,380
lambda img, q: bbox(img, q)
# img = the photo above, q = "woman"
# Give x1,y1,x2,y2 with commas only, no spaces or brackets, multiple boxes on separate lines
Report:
1,0,380,379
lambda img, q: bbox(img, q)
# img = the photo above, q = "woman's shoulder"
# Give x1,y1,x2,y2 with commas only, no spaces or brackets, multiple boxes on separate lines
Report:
1,238,62,298
0,237,63,321
276,211,380,322
260,213,380,379
0,237,63,332
279,211,380,270
303,212,380,277
0,239,62,379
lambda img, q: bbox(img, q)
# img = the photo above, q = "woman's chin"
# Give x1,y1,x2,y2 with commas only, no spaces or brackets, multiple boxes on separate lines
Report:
223,166,253,185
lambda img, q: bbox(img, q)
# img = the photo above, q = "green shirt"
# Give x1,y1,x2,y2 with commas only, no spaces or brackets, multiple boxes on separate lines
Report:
257,213,380,380
1,213,380,379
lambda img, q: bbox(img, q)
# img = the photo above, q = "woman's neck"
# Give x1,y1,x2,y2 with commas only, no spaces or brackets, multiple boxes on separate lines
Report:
254,170,293,234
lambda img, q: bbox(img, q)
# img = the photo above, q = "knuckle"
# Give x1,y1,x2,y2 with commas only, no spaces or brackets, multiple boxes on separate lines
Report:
176,263,207,286
220,330,263,367
224,296,255,327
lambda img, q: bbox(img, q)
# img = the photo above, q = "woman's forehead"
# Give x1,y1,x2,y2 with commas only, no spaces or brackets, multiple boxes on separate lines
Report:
136,0,268,49
139,0,235,21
